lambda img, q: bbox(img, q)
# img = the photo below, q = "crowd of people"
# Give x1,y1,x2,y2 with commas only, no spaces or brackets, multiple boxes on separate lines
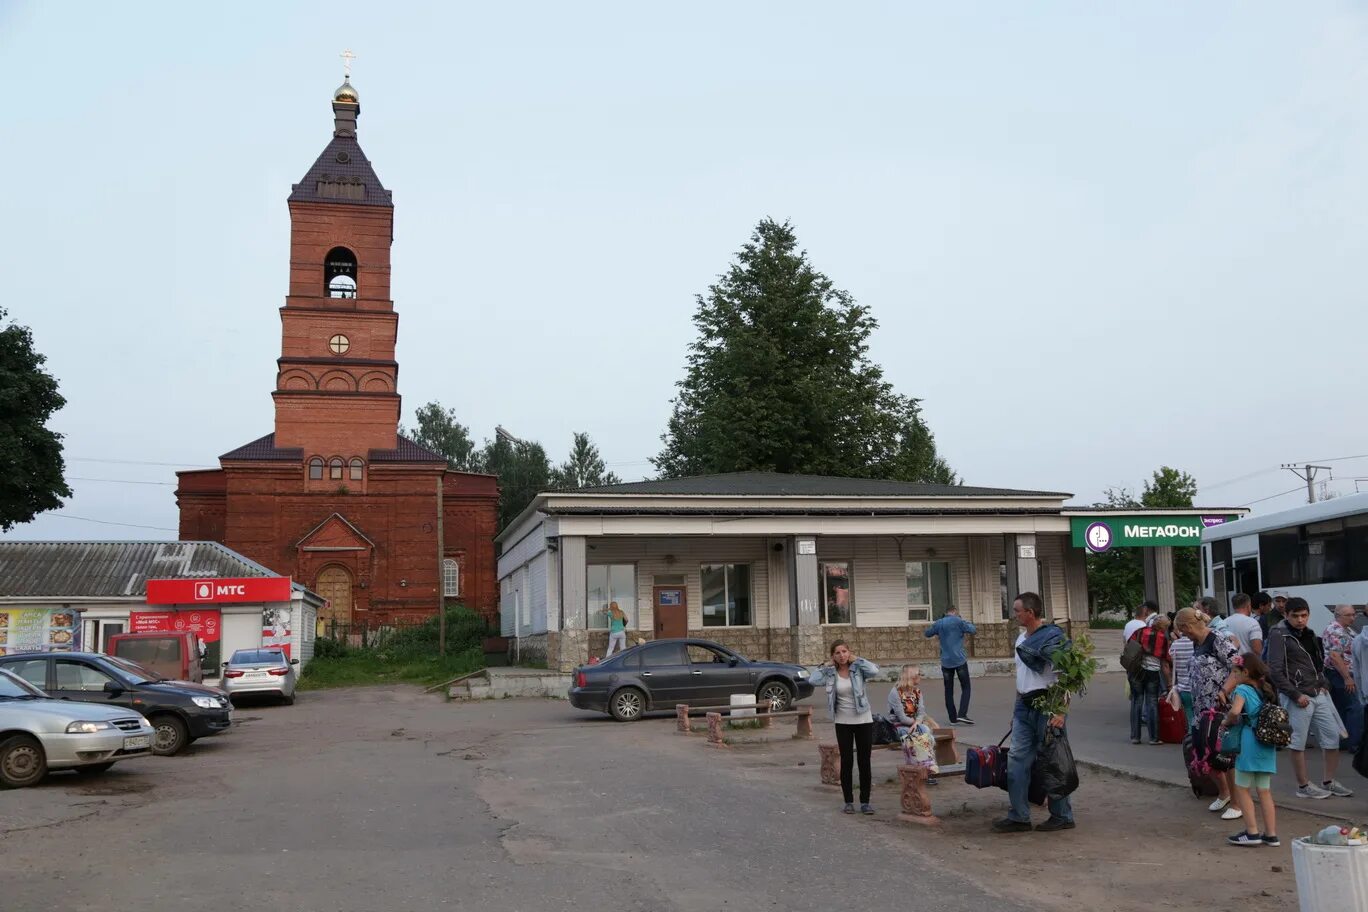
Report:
1124,591,1368,847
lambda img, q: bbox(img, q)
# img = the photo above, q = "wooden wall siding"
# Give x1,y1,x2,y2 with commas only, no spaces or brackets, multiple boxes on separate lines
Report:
968,537,997,625
816,535,973,628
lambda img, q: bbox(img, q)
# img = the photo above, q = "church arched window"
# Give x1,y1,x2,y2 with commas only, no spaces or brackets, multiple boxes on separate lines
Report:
442,559,460,597
307,457,324,480
329,457,345,480
324,246,358,298
349,458,364,481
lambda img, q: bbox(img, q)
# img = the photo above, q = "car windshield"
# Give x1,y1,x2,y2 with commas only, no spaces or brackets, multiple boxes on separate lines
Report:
101,654,164,684
229,650,286,665
0,669,46,699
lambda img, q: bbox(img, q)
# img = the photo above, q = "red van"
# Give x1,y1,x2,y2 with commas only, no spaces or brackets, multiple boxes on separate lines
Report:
107,631,205,683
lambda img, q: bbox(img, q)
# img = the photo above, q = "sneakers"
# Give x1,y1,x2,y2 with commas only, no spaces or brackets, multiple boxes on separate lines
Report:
957,716,976,725
927,777,940,786
860,803,875,815
1297,783,1332,800
1262,834,1281,847
1130,738,1142,745
991,817,1033,833
1035,816,1076,832
1221,806,1244,820
842,803,855,814
1323,780,1355,798
1147,739,1163,745
1227,831,1264,847
1208,797,1231,812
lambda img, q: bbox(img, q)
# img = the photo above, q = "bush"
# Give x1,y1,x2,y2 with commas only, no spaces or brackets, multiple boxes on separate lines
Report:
314,636,354,659
375,605,491,660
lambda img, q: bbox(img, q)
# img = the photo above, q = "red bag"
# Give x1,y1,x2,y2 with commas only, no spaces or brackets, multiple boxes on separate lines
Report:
1159,697,1186,744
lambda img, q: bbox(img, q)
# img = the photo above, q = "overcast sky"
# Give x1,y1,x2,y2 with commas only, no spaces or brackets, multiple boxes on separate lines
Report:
2,2,1365,542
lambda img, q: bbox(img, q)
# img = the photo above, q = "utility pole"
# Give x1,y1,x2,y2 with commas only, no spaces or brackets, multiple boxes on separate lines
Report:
1281,464,1331,504
437,476,446,656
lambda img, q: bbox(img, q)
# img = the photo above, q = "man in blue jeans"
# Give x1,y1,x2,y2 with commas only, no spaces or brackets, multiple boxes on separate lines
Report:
993,591,1075,833
924,606,977,724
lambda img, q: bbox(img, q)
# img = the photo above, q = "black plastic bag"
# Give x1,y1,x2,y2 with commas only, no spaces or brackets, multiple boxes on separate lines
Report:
872,714,898,746
1033,727,1080,800
1354,705,1368,780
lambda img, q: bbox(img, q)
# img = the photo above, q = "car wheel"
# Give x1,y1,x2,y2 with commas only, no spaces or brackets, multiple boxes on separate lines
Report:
281,692,295,706
0,734,48,789
757,680,794,713
609,687,646,722
151,714,189,756
73,762,116,776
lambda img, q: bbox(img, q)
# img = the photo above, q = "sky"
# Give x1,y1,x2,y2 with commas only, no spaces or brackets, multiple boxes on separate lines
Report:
1,2,1366,542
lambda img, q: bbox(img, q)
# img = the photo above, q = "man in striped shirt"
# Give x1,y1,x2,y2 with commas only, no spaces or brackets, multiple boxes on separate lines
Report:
1169,626,1196,727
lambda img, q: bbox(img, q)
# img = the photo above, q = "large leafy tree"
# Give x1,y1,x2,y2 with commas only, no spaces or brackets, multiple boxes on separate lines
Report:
551,432,621,489
403,401,478,471
654,219,955,483
476,435,552,532
1086,466,1201,615
0,307,71,530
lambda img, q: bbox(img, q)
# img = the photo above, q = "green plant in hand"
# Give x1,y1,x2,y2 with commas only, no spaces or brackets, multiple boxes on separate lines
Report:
1031,633,1098,717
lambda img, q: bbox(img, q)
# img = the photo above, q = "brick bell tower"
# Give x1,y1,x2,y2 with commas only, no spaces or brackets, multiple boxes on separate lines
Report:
175,73,501,629
274,75,400,453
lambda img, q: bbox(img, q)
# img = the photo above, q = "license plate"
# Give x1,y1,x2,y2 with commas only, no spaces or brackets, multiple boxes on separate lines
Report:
123,735,151,750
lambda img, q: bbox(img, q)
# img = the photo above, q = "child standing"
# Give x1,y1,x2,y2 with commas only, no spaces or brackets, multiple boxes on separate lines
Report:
1224,653,1280,847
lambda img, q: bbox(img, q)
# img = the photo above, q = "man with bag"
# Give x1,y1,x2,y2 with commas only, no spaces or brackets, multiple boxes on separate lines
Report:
992,592,1076,834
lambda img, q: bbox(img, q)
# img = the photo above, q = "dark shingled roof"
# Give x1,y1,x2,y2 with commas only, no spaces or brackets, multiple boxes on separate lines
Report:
0,541,279,598
368,436,448,464
288,134,391,207
221,433,303,462
561,472,1070,499
222,433,447,466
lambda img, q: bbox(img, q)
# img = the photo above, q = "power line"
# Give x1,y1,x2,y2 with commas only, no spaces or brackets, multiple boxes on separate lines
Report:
67,456,216,469
68,476,177,487
1200,466,1281,492
1242,486,1306,507
1302,453,1368,464
39,513,180,533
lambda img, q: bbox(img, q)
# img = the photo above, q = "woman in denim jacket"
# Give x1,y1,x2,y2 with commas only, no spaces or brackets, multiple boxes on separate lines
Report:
809,640,881,814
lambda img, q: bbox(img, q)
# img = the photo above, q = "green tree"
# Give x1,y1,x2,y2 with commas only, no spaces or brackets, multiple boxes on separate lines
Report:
0,307,71,531
474,435,552,532
402,401,477,471
653,219,956,484
551,432,621,489
1085,466,1200,615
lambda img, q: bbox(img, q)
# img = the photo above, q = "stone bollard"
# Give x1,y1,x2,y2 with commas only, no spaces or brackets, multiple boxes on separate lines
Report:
794,706,814,740
676,704,690,734
705,711,726,748
897,765,939,826
757,704,772,729
817,742,839,785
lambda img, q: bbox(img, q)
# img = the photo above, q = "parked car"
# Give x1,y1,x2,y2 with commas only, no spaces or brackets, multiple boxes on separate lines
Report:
107,630,205,683
221,648,299,704
0,667,155,789
568,638,814,722
0,651,232,756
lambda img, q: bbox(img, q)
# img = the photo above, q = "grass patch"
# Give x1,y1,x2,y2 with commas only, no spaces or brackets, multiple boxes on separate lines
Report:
1088,617,1129,630
299,646,484,690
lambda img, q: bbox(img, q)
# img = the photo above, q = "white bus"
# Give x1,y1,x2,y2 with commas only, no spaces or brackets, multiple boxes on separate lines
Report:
1201,491,1368,634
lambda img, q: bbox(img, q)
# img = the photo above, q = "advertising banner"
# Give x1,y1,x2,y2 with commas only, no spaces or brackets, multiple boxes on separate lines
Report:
0,608,80,655
262,606,292,659
145,577,292,605
1070,515,1240,553
128,609,222,643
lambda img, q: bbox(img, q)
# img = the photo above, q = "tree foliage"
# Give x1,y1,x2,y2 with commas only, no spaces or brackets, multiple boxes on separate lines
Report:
476,435,553,532
551,432,621,489
1086,466,1201,615
653,219,955,484
0,307,71,531
403,401,478,471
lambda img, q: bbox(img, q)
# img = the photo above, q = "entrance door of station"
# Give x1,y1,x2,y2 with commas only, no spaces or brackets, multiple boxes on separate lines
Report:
653,585,687,639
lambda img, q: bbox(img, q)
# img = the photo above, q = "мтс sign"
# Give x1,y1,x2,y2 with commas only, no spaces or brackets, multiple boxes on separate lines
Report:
146,577,292,605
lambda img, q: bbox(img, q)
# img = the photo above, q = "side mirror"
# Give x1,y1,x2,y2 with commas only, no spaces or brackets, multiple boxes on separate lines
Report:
728,657,739,667
221,662,230,669
290,659,300,665
103,681,124,696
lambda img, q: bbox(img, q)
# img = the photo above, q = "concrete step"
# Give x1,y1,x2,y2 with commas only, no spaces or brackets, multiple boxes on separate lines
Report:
447,668,571,700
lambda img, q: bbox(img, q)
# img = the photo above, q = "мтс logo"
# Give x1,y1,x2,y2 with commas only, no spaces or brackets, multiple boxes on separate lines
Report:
193,581,214,601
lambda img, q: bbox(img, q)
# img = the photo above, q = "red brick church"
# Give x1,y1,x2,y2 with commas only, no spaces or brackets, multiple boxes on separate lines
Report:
176,76,499,629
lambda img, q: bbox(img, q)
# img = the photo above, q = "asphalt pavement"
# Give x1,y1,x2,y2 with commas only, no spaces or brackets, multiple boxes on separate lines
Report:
0,687,1040,912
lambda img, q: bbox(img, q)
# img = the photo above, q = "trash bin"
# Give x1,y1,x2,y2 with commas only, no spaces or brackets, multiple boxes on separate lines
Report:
1292,838,1368,910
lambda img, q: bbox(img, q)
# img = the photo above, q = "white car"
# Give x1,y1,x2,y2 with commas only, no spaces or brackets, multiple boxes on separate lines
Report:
221,648,299,704
0,668,155,789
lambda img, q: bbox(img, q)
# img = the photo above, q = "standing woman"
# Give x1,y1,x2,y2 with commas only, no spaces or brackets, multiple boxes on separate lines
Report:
1175,606,1242,820
604,602,628,657
810,641,881,815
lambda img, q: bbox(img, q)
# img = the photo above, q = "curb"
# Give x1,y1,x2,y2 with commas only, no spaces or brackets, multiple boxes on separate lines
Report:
957,738,1359,825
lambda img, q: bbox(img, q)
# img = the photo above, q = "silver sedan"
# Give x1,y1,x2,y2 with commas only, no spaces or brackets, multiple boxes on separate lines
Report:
0,668,155,788
221,649,299,704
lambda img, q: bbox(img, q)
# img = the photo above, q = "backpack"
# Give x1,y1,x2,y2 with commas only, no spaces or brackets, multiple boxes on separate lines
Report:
1120,637,1146,677
1252,698,1293,748
1189,707,1235,777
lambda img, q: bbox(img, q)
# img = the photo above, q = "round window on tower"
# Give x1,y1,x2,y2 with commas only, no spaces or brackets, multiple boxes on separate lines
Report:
329,334,350,355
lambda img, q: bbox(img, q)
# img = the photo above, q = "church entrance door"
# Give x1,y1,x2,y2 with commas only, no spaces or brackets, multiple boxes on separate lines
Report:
316,566,354,636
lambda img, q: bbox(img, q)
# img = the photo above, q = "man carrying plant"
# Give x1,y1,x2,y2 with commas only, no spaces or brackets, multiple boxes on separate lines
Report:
994,591,1078,834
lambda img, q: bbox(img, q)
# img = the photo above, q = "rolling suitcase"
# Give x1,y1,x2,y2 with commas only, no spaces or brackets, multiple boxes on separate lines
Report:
1182,729,1221,798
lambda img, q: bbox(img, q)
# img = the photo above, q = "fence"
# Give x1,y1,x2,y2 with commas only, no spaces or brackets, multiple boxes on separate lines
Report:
315,617,433,652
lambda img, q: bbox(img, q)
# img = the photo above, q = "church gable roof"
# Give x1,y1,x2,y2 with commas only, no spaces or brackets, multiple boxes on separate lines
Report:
221,433,303,462
368,435,449,464
296,513,375,552
288,134,391,208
